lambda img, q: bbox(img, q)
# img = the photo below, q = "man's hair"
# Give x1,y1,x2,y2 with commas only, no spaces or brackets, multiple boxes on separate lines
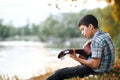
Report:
78,14,98,28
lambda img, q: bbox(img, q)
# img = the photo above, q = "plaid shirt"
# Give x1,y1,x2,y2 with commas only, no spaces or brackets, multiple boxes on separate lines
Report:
90,30,115,73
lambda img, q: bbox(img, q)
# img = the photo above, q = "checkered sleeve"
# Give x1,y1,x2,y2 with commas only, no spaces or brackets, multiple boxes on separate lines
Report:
91,40,103,58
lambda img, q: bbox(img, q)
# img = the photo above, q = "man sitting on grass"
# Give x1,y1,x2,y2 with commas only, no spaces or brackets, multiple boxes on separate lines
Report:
47,14,115,80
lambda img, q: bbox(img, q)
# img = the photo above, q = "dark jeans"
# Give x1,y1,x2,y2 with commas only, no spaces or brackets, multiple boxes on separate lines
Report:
47,65,97,80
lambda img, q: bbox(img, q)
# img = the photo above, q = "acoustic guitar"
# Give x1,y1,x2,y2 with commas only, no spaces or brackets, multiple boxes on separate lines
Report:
58,41,91,59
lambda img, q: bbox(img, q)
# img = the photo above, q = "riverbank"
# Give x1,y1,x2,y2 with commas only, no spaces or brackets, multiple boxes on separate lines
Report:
30,67,120,80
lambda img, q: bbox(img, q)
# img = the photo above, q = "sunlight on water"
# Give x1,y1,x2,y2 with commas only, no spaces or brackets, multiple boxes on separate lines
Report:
0,41,79,79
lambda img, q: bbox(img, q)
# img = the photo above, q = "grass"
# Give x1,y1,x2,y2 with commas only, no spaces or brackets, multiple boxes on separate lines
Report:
30,72,53,80
0,64,120,80
0,75,19,80
29,68,120,80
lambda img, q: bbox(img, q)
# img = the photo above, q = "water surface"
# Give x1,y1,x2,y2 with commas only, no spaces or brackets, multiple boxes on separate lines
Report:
0,41,79,79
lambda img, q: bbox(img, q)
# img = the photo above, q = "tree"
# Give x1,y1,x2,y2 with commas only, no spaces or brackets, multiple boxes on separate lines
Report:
99,6,120,47
112,0,120,22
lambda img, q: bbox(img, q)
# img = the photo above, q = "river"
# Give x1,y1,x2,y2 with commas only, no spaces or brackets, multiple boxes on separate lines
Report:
0,41,79,79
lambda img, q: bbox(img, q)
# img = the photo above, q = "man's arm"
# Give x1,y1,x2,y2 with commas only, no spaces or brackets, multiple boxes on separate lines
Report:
76,57,100,68
70,49,100,68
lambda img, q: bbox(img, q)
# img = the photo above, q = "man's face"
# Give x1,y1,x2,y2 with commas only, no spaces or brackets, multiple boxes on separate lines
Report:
79,24,93,39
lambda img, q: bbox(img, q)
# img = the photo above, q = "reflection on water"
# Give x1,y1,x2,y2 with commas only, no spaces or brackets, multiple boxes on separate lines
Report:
0,41,80,79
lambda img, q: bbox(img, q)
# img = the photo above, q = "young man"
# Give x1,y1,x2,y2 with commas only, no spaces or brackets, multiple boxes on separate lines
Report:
47,14,115,80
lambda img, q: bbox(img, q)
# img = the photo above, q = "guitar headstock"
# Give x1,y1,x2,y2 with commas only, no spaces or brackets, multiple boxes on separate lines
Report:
58,50,71,59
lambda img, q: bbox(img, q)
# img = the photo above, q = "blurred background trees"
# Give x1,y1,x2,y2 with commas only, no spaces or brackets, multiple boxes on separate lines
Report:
0,0,119,47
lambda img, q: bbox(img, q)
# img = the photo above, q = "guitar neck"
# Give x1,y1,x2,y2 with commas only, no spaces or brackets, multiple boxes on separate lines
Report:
67,49,90,57
74,49,84,53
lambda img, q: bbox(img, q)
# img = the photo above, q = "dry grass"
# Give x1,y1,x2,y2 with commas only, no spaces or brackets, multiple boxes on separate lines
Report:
30,69,120,80
29,72,53,80
1,69,120,80
0,75,19,80
0,65,120,80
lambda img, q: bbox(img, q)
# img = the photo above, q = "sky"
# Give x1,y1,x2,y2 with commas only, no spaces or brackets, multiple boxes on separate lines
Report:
0,0,108,27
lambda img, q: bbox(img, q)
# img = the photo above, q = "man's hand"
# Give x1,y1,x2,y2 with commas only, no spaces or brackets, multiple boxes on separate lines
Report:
69,49,78,60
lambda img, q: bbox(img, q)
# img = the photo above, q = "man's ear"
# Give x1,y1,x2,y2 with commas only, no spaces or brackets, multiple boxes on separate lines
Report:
89,24,94,30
